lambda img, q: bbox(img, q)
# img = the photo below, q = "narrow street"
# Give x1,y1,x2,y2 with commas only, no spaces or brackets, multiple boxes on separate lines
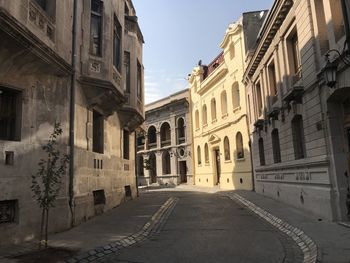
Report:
100,190,302,263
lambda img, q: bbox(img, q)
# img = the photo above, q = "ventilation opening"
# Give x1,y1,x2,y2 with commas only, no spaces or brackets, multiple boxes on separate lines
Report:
125,185,132,200
199,178,201,182
5,151,14,166
93,190,106,205
0,200,18,224
206,178,208,182
300,194,304,204
227,178,230,183
239,178,243,184
277,190,280,197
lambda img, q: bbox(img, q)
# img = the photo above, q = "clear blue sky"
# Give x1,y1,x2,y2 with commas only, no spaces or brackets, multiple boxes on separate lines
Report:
132,0,273,103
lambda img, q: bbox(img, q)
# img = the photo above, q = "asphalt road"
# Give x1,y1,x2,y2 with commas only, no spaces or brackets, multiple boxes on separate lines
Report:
101,191,302,263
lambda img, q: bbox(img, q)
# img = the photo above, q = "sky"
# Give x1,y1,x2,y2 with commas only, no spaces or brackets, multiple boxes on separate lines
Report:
132,0,273,104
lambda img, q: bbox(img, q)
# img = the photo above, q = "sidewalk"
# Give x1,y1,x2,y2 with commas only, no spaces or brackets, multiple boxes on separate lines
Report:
232,190,350,263
0,192,171,262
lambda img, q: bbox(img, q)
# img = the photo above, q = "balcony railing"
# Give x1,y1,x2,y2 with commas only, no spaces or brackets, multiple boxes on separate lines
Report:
161,140,171,147
203,51,224,80
137,144,145,151
148,142,157,149
178,137,186,145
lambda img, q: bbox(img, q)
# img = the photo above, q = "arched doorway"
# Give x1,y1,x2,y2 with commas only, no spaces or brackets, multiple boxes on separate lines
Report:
149,153,157,184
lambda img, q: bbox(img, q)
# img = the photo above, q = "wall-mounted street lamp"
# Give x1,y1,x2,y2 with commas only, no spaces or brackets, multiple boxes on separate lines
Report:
322,0,350,88
322,49,350,88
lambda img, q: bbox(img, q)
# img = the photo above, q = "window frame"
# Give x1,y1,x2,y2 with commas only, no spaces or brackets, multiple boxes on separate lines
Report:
224,136,231,161
0,87,22,142
90,0,103,57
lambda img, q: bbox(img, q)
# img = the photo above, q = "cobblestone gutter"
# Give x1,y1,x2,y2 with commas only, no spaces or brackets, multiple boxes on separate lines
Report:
224,193,318,263
67,197,179,263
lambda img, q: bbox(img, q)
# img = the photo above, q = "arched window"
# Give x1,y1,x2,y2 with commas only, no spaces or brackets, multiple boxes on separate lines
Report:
202,104,207,126
177,117,185,144
195,110,199,130
205,143,209,163
224,136,230,161
258,137,266,166
292,115,306,159
236,132,244,159
232,82,240,109
221,91,228,116
197,145,201,165
271,129,281,163
160,122,171,147
211,98,217,121
147,126,157,149
162,151,171,175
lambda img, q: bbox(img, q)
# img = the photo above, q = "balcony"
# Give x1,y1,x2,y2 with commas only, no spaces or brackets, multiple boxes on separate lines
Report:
118,97,144,131
79,76,125,117
0,6,71,76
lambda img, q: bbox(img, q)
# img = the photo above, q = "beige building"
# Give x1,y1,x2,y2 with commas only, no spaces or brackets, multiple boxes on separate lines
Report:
188,12,267,190
136,89,193,186
0,0,144,245
244,0,350,221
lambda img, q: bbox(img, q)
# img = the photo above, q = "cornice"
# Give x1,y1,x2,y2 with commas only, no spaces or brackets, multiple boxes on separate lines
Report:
244,0,293,80
220,23,242,49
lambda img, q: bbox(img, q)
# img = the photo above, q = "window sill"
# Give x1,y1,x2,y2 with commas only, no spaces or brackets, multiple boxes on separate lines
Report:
224,159,232,163
195,128,200,132
205,162,210,166
233,106,241,113
202,124,208,129
221,113,228,119
236,158,245,162
212,119,217,124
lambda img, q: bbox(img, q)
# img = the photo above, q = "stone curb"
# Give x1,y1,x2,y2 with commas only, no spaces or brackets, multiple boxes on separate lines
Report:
223,193,318,263
66,196,179,263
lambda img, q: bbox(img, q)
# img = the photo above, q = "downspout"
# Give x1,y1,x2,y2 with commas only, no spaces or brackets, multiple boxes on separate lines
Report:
134,131,139,197
69,0,78,227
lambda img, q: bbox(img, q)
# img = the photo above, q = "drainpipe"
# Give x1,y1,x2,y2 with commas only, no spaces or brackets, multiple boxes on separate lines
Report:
134,131,139,197
69,0,78,227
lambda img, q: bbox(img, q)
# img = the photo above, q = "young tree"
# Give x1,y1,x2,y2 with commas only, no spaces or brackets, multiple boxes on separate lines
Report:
31,122,70,248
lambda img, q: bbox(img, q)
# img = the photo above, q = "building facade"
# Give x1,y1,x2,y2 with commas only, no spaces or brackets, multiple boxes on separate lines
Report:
188,12,267,190
136,89,193,186
244,0,350,221
0,0,144,245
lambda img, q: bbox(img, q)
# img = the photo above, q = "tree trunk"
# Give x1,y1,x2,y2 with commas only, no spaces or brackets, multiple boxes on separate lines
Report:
45,208,49,248
39,208,45,249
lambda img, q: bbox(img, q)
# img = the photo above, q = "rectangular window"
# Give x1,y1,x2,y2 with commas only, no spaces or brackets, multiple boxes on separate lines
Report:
137,61,142,100
123,129,130,160
0,200,18,224
0,87,21,141
93,190,105,205
268,60,278,104
124,52,131,93
92,110,104,154
292,115,306,160
113,16,122,71
90,0,103,56
287,30,302,84
255,81,263,117
330,0,346,42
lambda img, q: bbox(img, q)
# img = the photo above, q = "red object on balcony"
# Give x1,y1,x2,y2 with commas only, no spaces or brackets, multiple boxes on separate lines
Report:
203,51,224,80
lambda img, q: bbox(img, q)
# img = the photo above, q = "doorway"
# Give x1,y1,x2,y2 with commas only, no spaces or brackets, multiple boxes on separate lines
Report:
179,161,187,183
214,149,221,185
149,153,157,184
